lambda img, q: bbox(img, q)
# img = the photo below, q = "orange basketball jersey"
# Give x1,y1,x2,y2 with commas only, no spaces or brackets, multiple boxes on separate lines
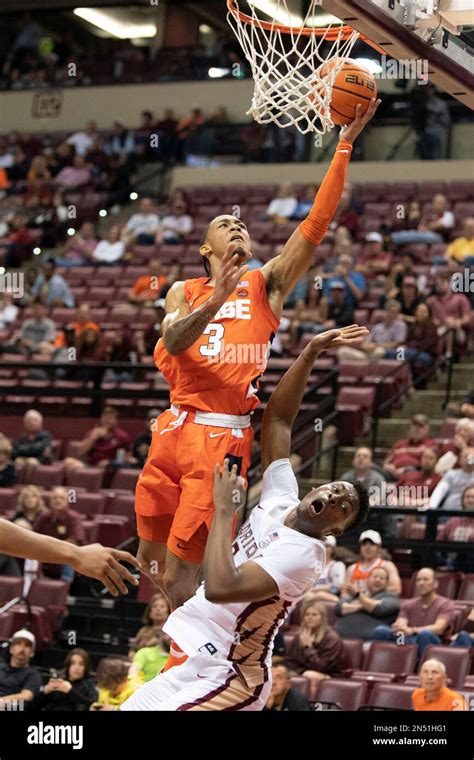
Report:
154,269,280,414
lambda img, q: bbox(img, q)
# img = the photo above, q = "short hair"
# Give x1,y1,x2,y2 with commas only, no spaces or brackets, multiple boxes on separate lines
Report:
369,565,390,581
200,223,211,276
347,480,370,531
44,257,56,269
97,659,129,690
102,405,118,417
272,664,289,678
420,658,446,675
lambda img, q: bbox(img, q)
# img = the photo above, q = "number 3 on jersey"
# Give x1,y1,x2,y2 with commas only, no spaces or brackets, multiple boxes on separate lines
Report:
200,323,225,357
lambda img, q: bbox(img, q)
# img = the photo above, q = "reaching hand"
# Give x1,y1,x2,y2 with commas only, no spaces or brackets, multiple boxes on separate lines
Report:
71,544,142,597
213,247,249,307
213,459,246,514
309,324,369,356
339,98,381,144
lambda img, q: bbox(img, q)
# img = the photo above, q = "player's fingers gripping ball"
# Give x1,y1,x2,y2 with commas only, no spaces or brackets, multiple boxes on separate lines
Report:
311,58,377,126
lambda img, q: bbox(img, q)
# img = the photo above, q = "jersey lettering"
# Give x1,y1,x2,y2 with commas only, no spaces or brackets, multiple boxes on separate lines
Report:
214,300,251,321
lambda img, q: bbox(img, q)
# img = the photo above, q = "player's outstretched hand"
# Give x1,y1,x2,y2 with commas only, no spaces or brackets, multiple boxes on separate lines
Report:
309,324,369,356
213,247,249,307
213,459,246,514
339,98,381,144
71,544,142,597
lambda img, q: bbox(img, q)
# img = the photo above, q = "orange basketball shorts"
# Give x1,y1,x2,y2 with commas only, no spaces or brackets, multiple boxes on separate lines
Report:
135,408,254,565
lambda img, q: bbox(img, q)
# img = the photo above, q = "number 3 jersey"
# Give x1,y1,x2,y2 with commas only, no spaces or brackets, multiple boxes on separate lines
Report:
163,459,327,687
154,269,280,415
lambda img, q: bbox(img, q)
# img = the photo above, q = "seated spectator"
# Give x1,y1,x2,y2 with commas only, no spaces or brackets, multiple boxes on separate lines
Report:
91,659,142,711
158,200,193,244
66,406,131,470
130,409,159,470
26,155,52,195
129,591,170,655
330,187,359,238
5,301,56,356
383,414,434,480
0,212,34,267
391,193,454,246
323,253,365,307
316,282,355,330
72,329,107,381
122,197,159,246
412,659,465,711
128,259,167,305
30,259,75,308
337,300,407,364
372,567,455,657
129,638,169,683
437,418,474,472
291,185,317,220
438,484,474,544
134,110,155,159
400,302,439,368
394,277,425,323
335,566,400,640
0,292,19,329
355,232,392,281
263,665,311,711
105,120,136,163
55,155,92,191
104,328,137,382
343,531,401,596
460,390,474,420
427,271,471,357
12,485,46,528
284,601,345,686
445,217,474,265
265,183,297,223
341,447,386,498
11,410,53,474
35,648,98,711
0,437,16,487
0,629,41,707
56,222,97,267
451,606,474,648
136,303,166,358
309,536,346,602
385,251,427,299
428,447,474,510
33,486,85,582
91,225,125,265
67,304,100,340
396,446,441,507
66,120,98,157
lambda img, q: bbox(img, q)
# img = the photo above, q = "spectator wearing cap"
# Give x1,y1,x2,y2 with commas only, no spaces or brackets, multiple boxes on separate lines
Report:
354,232,392,281
12,410,53,473
445,217,474,266
335,566,400,640
318,281,355,329
131,409,159,469
412,659,465,711
30,259,75,308
383,414,435,480
33,486,85,583
323,253,365,307
128,259,167,305
157,200,193,245
56,222,98,267
427,272,471,356
263,665,311,711
309,536,346,602
428,447,474,510
343,531,401,596
65,406,131,471
91,225,126,265
337,300,407,364
122,197,160,247
372,567,455,658
0,629,41,706
396,446,441,507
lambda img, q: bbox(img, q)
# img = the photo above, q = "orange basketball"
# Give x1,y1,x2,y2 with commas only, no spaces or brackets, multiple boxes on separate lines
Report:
312,59,377,127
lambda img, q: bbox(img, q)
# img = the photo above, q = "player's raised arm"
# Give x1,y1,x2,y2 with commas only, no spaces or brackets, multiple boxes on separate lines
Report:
261,100,380,312
162,248,248,355
260,325,369,472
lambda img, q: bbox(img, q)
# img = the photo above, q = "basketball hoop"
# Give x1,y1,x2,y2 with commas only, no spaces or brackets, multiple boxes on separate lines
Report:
227,0,365,135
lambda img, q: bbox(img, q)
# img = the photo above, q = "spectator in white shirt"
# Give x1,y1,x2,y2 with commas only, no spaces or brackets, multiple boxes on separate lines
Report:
92,226,125,265
428,447,474,510
0,143,14,169
122,197,160,246
66,120,99,157
157,201,193,244
265,183,298,223
0,293,19,329
419,194,455,241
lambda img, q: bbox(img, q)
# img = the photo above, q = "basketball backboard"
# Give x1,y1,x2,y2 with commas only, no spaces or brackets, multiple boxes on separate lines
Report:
322,0,473,108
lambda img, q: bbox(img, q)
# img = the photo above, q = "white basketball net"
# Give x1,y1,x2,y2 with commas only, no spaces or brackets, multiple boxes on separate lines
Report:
227,0,360,135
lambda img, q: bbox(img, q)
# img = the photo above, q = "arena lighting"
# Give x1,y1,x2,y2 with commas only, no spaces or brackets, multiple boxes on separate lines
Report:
0,267,5,275
208,67,230,78
73,8,157,39
33,247,41,255
129,192,138,200
354,57,383,74
248,1,340,27
199,24,212,33
99,209,108,217
67,228,75,236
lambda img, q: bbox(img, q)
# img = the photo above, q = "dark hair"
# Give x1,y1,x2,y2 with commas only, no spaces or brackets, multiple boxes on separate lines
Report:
200,222,211,277
44,258,56,269
64,648,91,680
97,659,129,690
347,480,370,530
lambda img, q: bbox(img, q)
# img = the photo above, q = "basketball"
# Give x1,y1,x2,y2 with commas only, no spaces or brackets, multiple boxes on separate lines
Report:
318,59,378,126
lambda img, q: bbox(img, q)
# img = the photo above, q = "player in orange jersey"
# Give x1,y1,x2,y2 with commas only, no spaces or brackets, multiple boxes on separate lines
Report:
135,101,380,668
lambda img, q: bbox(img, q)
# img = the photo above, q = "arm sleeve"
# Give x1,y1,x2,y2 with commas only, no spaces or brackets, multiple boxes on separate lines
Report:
428,475,451,508
24,671,42,696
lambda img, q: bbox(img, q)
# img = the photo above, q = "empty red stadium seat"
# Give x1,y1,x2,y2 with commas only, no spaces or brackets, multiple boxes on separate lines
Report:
0,489,18,511
73,493,106,519
66,467,105,491
27,579,70,630
106,494,135,523
458,575,474,601
314,678,368,710
0,576,24,604
341,639,363,670
27,465,64,488
362,642,418,677
421,646,470,689
88,516,134,546
368,682,414,710
10,605,52,648
336,387,375,444
0,612,13,641
289,676,310,698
